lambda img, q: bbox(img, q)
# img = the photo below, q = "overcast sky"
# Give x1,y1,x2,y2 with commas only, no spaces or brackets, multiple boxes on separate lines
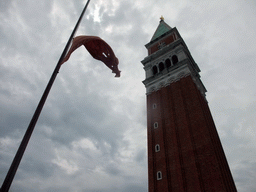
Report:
0,0,256,191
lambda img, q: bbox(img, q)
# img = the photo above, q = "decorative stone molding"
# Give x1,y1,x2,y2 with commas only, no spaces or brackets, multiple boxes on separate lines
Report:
144,61,206,97
145,64,192,95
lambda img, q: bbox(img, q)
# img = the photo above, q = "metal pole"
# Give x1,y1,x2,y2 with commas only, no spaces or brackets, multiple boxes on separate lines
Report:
0,1,90,191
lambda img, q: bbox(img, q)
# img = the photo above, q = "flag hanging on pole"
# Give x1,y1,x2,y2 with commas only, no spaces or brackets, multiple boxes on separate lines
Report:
61,35,121,77
0,1,93,191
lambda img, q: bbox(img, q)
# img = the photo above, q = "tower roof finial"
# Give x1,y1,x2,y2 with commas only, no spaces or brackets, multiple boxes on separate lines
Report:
160,15,164,21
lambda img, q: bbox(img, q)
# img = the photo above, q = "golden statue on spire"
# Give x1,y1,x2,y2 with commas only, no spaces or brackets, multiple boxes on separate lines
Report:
160,15,164,21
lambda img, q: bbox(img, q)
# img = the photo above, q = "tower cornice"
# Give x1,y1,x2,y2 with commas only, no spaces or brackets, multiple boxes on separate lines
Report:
142,59,207,96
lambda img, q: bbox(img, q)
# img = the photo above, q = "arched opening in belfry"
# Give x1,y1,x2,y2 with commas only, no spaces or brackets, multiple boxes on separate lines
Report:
165,58,171,68
152,65,158,75
172,55,178,65
159,62,165,72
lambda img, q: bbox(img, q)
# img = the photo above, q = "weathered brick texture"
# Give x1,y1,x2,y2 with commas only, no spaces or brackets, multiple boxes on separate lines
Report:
147,76,237,192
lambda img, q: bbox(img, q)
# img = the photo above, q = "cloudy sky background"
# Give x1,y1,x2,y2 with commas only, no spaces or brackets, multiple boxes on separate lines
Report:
0,0,256,191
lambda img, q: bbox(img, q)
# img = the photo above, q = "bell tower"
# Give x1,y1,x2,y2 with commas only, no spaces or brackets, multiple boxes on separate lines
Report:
141,17,237,192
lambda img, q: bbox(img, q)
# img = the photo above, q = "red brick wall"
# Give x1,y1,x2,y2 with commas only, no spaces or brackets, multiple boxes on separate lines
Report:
148,34,176,55
147,75,237,192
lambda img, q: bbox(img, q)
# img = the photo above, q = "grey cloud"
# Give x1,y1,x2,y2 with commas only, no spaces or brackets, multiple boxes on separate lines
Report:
0,0,256,191
233,161,256,192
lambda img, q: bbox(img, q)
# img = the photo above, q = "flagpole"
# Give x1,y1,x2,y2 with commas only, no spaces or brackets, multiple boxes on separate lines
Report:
0,1,91,191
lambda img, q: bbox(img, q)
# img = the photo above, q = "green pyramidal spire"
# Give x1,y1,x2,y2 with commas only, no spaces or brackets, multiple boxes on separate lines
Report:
150,16,172,42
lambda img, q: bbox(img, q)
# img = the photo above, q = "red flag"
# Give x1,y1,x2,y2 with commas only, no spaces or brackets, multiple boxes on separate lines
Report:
61,35,121,77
